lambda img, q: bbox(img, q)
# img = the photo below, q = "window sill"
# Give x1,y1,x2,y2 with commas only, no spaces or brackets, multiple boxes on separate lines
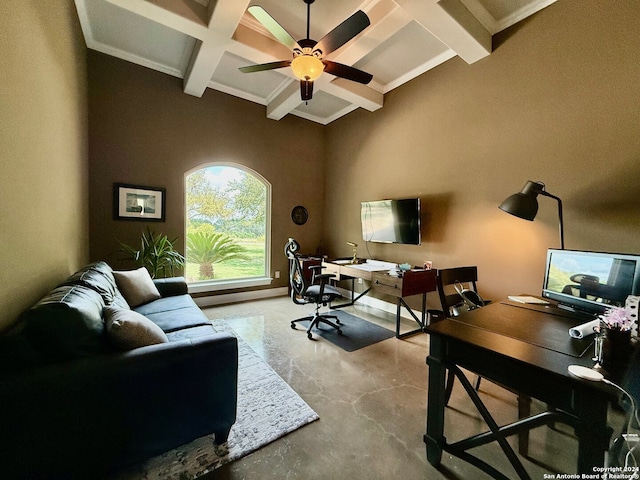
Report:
187,277,273,294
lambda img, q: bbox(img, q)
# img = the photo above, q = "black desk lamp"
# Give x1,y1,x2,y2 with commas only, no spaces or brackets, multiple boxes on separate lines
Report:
499,180,565,249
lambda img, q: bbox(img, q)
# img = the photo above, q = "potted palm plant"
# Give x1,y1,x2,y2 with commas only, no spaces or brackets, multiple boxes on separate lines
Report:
118,227,185,278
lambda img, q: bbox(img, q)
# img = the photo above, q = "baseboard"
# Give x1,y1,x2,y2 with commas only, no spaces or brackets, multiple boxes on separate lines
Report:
194,285,423,321
194,287,288,307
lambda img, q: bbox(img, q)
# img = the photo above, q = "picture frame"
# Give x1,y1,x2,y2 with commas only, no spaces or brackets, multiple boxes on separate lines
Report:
114,183,166,221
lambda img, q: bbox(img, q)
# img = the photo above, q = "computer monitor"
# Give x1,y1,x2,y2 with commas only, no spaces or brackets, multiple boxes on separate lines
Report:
542,248,640,315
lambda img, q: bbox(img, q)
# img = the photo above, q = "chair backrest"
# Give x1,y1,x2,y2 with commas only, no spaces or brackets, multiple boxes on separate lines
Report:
285,238,322,301
284,237,301,259
285,238,304,296
290,257,323,297
437,266,480,318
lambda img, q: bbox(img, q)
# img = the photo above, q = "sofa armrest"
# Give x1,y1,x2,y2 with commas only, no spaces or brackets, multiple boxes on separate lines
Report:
153,276,188,297
0,332,238,478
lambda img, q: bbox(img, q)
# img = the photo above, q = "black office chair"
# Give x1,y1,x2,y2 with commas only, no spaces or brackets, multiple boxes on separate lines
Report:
285,238,343,340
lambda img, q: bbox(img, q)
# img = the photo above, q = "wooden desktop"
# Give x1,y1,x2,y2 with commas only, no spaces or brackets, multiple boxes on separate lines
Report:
424,300,621,478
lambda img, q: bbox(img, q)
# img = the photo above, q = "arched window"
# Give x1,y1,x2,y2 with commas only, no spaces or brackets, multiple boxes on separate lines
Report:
185,163,271,291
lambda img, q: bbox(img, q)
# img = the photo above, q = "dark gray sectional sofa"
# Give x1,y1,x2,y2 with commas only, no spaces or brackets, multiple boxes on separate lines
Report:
0,262,238,479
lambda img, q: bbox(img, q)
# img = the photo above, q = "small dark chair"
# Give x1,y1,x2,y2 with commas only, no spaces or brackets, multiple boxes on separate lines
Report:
437,266,536,455
436,266,486,399
285,238,343,340
437,266,486,319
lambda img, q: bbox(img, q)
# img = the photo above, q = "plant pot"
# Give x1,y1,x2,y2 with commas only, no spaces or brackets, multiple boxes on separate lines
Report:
602,328,632,368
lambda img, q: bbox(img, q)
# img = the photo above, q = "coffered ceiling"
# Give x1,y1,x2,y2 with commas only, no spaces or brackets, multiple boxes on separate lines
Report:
75,0,556,124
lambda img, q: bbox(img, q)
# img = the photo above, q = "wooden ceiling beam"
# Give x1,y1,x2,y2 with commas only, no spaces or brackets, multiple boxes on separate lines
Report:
396,0,491,64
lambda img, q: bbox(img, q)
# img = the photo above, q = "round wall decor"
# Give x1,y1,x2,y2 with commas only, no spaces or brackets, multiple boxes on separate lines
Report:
291,205,308,225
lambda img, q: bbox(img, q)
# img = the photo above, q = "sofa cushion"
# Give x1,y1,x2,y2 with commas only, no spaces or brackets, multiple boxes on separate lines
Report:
113,267,161,308
104,306,169,350
164,324,217,342
60,261,130,310
22,285,110,360
134,295,210,332
153,277,188,297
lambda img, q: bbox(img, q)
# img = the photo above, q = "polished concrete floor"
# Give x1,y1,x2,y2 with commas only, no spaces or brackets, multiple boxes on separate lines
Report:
201,296,623,480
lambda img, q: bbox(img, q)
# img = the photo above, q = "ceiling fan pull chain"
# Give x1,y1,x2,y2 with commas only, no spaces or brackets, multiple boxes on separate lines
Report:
306,0,311,40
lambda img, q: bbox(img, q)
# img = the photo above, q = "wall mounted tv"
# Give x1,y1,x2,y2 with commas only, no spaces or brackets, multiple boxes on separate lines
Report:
542,248,640,315
361,198,421,245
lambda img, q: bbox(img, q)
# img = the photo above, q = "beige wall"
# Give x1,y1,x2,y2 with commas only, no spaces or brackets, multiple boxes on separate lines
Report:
2,1,636,332
324,0,640,306
85,0,640,309
0,1,89,332
87,52,325,291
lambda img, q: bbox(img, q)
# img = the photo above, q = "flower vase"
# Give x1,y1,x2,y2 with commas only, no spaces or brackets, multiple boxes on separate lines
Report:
602,328,632,367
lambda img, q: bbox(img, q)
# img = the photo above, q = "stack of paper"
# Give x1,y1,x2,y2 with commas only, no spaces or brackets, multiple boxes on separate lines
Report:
508,296,549,304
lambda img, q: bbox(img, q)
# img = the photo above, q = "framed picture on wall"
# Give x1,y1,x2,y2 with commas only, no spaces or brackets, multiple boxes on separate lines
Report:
114,183,166,221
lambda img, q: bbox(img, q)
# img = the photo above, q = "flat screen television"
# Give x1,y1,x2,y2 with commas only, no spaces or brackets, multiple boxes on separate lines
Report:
361,198,421,245
542,248,640,315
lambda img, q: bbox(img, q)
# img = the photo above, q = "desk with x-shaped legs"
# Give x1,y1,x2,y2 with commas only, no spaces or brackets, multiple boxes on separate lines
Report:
424,300,617,480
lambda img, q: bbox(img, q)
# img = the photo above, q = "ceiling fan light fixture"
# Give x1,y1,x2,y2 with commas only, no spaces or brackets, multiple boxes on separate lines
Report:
291,55,324,81
239,2,372,102
300,78,314,101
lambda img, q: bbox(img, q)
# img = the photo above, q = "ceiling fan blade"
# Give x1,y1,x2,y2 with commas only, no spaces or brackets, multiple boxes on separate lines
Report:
323,61,372,84
315,10,370,56
239,60,291,73
247,6,300,51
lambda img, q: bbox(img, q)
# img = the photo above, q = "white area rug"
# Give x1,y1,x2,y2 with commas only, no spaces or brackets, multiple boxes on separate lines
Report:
111,320,319,479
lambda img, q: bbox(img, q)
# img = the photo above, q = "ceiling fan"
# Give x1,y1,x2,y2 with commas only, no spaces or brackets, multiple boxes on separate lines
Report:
239,0,373,101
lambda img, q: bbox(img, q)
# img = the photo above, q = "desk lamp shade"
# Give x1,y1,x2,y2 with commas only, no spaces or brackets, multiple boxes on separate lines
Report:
499,181,541,220
499,180,565,249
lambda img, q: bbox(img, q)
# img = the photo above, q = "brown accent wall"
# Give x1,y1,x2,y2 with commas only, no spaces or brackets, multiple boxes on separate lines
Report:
3,1,636,332
87,52,325,291
324,0,640,305
86,0,640,308
0,0,89,332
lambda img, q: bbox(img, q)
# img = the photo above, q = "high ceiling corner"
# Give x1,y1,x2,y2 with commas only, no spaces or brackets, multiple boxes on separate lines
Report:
75,0,556,124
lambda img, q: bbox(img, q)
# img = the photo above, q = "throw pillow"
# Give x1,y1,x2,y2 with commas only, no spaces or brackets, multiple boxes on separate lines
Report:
104,307,168,350
22,285,110,360
112,267,161,308
58,262,122,306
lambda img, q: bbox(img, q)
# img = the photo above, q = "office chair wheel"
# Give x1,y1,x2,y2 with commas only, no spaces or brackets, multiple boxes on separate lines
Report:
291,323,296,330
307,332,313,340
337,329,343,335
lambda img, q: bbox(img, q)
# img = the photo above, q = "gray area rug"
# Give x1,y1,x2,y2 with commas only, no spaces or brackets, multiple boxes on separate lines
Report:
111,320,319,479
297,310,395,352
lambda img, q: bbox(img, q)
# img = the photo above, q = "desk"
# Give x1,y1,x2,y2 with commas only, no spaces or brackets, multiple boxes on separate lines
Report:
324,259,437,338
424,300,618,479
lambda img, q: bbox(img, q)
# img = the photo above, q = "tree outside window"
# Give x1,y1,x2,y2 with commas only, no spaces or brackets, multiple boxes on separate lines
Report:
185,165,268,283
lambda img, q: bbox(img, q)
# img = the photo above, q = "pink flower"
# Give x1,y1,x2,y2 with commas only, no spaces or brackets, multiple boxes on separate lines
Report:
599,306,634,332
